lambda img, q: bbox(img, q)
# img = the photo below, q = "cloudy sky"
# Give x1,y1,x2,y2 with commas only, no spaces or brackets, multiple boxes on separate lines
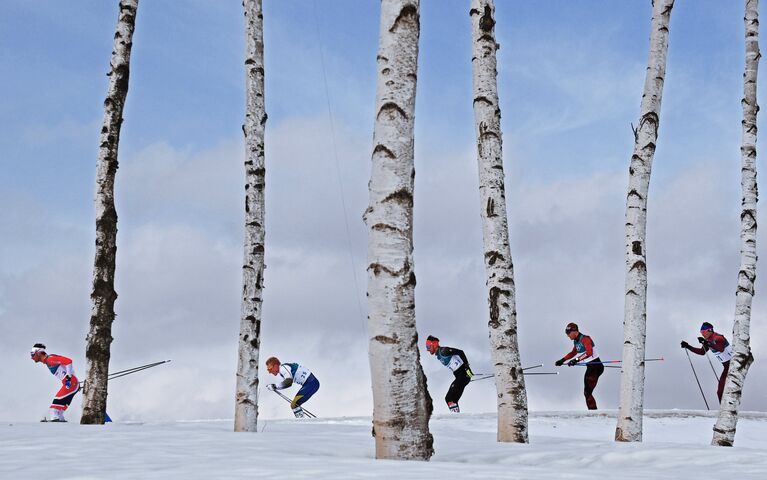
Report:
1,0,765,422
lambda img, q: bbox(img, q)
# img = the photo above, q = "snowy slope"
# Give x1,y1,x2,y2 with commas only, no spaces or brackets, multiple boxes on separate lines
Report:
2,411,765,479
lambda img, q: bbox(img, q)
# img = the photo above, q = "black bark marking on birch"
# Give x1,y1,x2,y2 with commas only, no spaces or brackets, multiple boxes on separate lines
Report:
479,5,495,32
403,271,417,287
485,250,504,266
389,4,419,33
478,34,495,45
631,241,643,256
368,262,409,277
488,287,509,329
629,257,647,272
373,144,396,159
627,189,643,202
474,96,493,107
639,111,659,130
383,188,413,208
377,102,408,121
486,197,497,217
371,223,400,233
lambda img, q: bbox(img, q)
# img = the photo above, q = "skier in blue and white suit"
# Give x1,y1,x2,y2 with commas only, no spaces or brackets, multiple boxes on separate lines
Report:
265,356,320,418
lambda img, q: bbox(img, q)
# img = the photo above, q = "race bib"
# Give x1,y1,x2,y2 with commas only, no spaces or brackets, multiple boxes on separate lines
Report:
714,345,733,363
448,355,464,372
293,366,311,384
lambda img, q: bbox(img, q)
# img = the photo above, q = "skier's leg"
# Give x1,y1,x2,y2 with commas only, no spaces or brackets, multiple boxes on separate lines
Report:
717,361,730,403
290,375,320,410
583,362,604,410
445,371,471,412
50,377,79,421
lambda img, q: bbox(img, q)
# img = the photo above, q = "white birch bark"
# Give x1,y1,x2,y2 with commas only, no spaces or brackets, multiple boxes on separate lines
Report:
712,0,759,447
234,0,267,433
615,0,674,443
81,0,139,425
469,0,528,444
363,0,433,461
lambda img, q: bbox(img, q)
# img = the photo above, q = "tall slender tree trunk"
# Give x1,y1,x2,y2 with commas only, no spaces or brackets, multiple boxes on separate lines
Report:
615,0,674,443
364,0,433,461
712,0,759,447
234,0,267,433
469,0,528,444
81,0,139,425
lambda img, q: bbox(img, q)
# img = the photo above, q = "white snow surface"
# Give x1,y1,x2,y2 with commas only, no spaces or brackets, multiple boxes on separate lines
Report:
2,410,766,479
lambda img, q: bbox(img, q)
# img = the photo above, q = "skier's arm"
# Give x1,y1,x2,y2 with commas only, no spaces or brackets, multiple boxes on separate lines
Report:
684,342,707,355
275,365,293,390
561,346,578,361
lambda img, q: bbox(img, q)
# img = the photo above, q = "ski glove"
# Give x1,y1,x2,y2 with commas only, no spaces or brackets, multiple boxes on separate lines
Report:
65,376,72,389
266,384,276,392
465,368,474,379
680,341,690,349
697,337,706,344
567,359,578,367
555,359,565,367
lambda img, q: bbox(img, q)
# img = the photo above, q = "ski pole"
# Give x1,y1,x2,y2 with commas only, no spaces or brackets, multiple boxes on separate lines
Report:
472,364,542,378
80,360,171,390
574,357,664,366
706,354,719,382
685,349,710,411
108,360,171,379
523,372,558,376
523,364,544,371
270,389,317,419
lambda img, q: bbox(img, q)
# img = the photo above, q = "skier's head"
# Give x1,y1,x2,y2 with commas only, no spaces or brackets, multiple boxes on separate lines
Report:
425,336,439,355
565,323,579,339
700,322,714,339
265,356,281,375
30,343,46,363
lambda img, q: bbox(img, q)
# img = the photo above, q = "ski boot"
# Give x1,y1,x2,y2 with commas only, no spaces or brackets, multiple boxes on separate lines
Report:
447,402,460,413
292,406,305,418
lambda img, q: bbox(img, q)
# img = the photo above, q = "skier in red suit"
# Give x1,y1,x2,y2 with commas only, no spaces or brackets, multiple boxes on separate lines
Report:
31,343,79,422
681,322,732,402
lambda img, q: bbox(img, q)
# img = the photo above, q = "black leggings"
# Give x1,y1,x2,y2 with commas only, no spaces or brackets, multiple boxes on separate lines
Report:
445,368,471,405
584,358,604,410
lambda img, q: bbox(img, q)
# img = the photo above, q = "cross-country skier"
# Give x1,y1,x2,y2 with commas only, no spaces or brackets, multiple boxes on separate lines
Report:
554,323,604,410
425,335,473,413
30,343,79,422
265,357,320,418
681,322,732,402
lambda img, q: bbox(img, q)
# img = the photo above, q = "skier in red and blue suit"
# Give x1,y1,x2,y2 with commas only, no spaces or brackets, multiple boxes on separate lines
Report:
555,323,603,410
681,322,732,403
30,343,79,422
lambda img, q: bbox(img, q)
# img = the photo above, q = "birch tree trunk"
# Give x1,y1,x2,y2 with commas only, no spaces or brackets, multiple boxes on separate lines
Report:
81,0,138,425
615,0,674,442
234,0,267,433
469,0,528,444
363,0,433,461
712,0,759,447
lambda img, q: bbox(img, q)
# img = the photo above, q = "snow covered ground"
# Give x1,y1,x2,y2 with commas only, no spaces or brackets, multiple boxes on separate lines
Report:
2,410,765,479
